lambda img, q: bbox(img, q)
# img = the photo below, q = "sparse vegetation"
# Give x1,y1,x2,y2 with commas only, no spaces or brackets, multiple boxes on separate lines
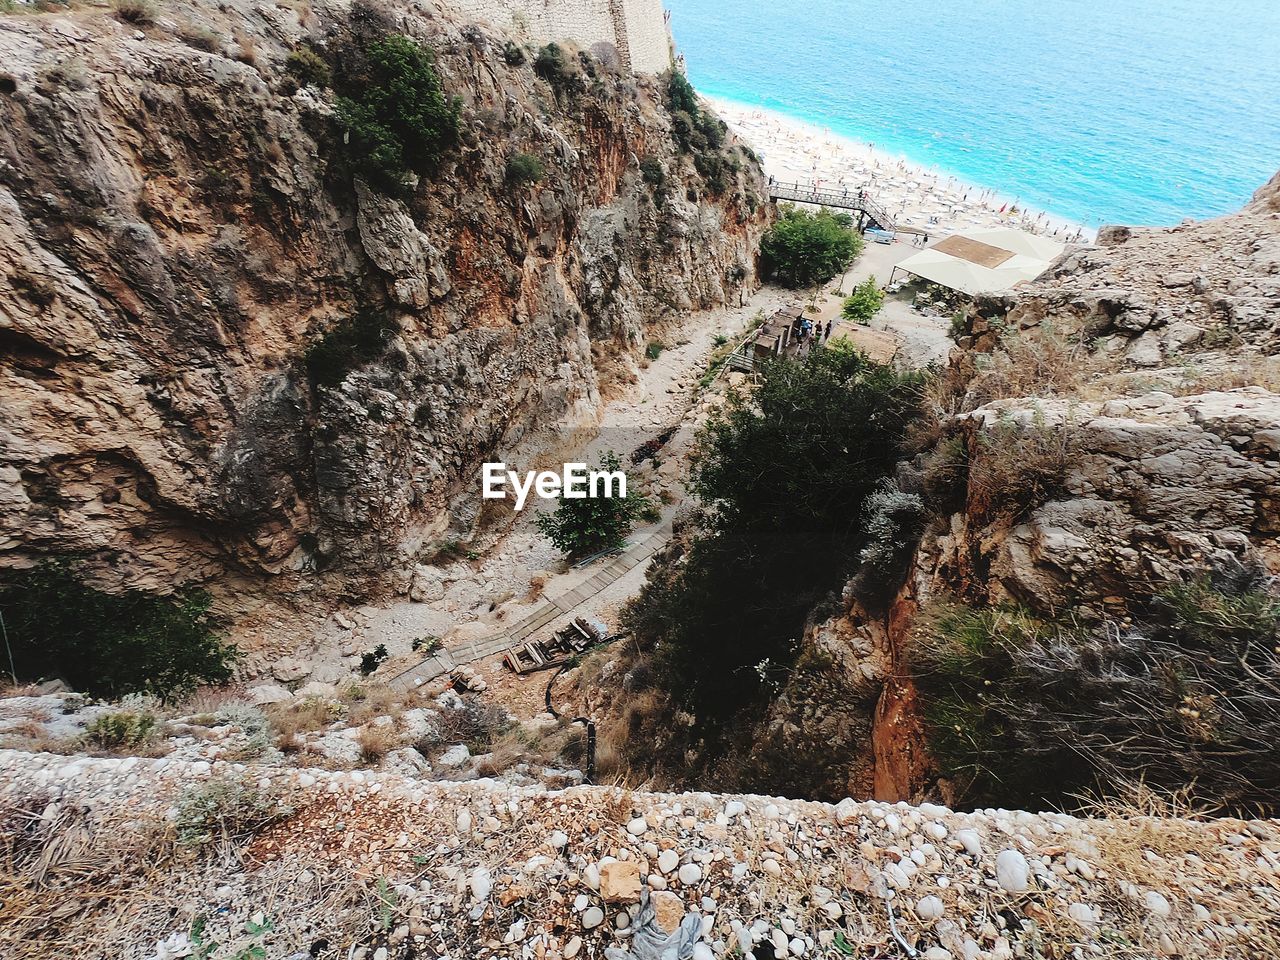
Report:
174,775,281,848
0,560,236,703
505,152,545,186
909,561,1280,815
533,43,576,86
760,205,864,288
304,309,398,388
286,46,331,88
84,707,157,750
111,0,156,25
334,33,461,193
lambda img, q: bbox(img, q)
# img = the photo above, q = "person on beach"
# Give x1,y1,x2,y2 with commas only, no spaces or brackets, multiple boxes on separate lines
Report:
824,320,833,341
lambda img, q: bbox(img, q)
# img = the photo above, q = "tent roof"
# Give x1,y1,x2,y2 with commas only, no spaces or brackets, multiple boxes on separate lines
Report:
894,228,1064,296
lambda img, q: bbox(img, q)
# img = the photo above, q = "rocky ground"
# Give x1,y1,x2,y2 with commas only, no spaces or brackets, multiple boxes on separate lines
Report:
2,747,1277,959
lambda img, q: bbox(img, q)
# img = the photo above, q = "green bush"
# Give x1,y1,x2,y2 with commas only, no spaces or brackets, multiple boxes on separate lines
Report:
534,43,575,85
502,41,526,66
534,452,648,558
667,71,698,116
639,156,665,189
624,344,925,713
84,708,157,749
0,560,236,703
286,46,331,88
909,562,1280,814
760,205,864,289
506,152,546,185
359,643,389,676
841,276,885,325
304,309,398,388
334,33,461,193
645,341,665,360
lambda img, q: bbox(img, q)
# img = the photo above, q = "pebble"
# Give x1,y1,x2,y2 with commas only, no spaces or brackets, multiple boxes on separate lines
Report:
995,850,1030,893
563,936,583,958
581,907,604,929
916,895,945,920
658,849,680,873
627,817,648,836
678,863,703,885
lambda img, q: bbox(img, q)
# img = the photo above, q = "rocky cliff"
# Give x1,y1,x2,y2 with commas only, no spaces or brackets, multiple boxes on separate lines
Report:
705,173,1280,806
0,0,766,644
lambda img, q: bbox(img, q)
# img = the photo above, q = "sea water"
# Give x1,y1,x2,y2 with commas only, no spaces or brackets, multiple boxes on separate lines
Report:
668,0,1280,227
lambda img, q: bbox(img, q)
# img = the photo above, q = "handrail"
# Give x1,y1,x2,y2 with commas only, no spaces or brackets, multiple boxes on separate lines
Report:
767,180,897,232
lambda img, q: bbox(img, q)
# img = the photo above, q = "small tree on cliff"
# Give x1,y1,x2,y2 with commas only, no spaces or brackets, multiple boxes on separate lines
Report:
534,453,651,558
335,33,461,194
760,205,864,289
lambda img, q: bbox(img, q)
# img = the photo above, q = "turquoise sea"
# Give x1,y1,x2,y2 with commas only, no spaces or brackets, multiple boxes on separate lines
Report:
668,0,1280,228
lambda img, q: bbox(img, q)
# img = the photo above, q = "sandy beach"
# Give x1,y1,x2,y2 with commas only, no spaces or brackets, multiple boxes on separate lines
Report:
709,97,1096,243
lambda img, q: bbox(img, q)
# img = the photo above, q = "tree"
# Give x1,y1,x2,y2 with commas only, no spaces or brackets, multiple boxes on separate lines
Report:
335,34,461,193
841,275,885,325
0,560,238,702
534,453,650,558
623,344,925,713
760,206,864,288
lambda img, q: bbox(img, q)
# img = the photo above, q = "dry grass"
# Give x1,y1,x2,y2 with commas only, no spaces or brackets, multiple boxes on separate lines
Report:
111,0,156,24
356,724,398,765
265,697,341,750
967,410,1080,519
964,323,1104,409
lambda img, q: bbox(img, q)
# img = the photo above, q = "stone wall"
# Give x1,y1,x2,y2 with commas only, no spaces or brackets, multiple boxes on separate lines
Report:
444,0,672,73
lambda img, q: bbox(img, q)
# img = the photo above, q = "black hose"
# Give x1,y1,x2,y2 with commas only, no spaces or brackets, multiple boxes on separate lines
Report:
540,634,626,784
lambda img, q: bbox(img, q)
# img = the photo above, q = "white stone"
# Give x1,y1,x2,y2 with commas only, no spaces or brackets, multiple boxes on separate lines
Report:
582,907,605,929
995,850,1030,893
658,849,679,873
955,829,983,857
627,817,648,836
834,797,859,826
678,863,702,885
1144,890,1172,917
564,936,583,958
438,744,471,768
916,895,945,921
724,800,746,819
550,830,569,849
468,866,491,902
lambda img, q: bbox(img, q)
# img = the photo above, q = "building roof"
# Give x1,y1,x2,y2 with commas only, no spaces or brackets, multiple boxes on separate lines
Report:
893,227,1065,296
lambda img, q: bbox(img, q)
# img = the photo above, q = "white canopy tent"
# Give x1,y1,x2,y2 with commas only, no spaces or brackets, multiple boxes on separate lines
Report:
888,227,1065,296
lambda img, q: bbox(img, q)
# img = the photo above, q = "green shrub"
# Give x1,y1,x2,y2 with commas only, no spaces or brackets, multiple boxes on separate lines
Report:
334,33,461,193
760,205,864,289
286,46,331,88
841,276,885,325
624,344,925,713
359,643,389,676
175,775,279,847
645,341,665,360
639,156,665,189
667,70,698,115
534,452,649,558
506,152,545,185
502,41,526,66
0,560,236,703
304,309,398,388
84,708,157,749
534,43,574,85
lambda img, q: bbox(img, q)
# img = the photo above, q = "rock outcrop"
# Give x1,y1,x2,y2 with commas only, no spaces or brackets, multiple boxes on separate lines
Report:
752,172,1280,803
0,0,767,644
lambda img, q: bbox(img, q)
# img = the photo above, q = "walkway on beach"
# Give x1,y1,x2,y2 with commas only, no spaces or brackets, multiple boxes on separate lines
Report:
768,179,898,232
384,517,673,691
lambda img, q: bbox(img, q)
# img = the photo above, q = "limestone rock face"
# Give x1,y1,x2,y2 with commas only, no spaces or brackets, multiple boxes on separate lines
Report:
932,389,1280,617
0,0,769,644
